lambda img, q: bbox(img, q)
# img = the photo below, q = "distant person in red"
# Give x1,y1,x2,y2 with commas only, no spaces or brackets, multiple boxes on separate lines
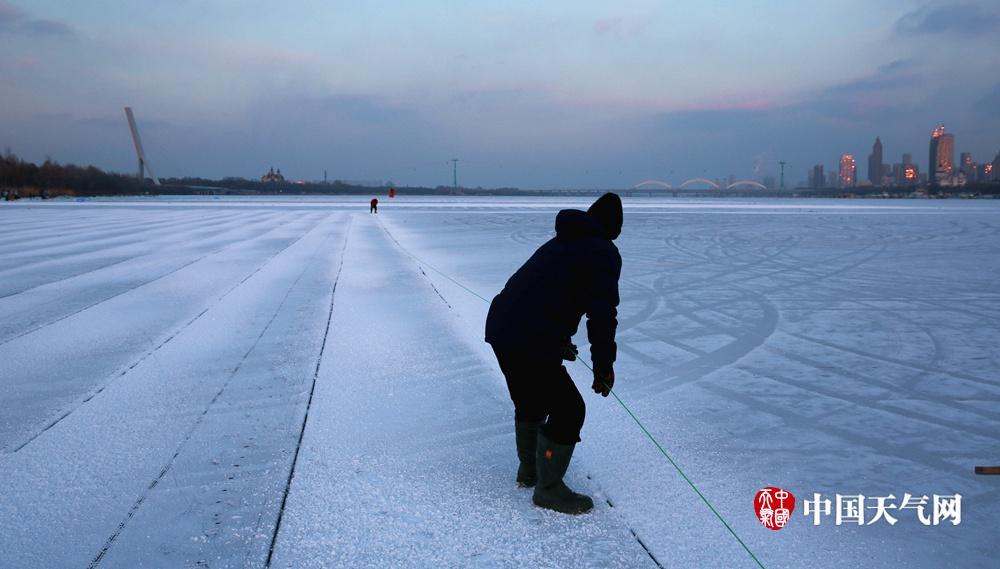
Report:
370,198,378,214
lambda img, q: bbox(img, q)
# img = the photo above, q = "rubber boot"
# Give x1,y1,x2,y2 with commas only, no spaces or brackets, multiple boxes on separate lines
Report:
515,420,540,487
532,432,594,514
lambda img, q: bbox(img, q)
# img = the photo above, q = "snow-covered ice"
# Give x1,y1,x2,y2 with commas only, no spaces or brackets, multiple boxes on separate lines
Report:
0,196,997,568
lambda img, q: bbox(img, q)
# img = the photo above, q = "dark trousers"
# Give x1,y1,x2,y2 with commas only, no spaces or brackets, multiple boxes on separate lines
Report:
492,347,585,445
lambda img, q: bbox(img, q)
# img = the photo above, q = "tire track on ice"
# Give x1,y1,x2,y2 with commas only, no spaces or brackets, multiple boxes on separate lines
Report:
702,382,965,476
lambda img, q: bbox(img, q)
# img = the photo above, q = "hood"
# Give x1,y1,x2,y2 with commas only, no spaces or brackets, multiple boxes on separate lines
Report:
586,192,623,240
554,209,605,240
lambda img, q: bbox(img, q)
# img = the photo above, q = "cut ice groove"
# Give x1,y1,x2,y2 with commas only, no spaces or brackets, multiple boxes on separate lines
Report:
3,213,334,456
588,473,666,569
265,217,354,568
87,216,342,568
378,217,768,569
0,214,308,349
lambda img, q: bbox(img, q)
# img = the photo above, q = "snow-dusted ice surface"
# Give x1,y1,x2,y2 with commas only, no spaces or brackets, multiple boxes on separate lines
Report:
0,196,998,568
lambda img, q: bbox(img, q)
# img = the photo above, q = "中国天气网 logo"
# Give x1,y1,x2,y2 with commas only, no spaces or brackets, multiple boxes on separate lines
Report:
755,487,961,529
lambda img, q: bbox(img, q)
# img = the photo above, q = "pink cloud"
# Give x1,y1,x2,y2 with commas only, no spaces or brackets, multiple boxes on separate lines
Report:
678,99,773,112
594,17,623,35
551,90,774,115
0,54,39,70
14,54,39,69
0,1,24,25
0,1,75,36
593,14,651,38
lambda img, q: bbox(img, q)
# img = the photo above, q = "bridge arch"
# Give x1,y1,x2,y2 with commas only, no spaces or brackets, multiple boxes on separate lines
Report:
679,178,721,189
632,179,673,189
725,180,768,190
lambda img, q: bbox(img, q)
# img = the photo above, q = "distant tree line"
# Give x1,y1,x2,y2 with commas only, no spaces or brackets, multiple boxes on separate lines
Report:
158,175,532,196
0,150,532,197
1,150,148,197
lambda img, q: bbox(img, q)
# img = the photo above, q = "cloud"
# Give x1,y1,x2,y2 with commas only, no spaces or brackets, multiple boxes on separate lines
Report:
895,3,1000,35
975,83,1000,115
251,93,424,134
0,1,75,37
822,59,920,97
0,53,38,70
0,1,23,25
779,58,928,123
20,18,74,36
592,14,650,38
655,107,769,132
32,111,73,121
615,56,950,180
32,111,170,130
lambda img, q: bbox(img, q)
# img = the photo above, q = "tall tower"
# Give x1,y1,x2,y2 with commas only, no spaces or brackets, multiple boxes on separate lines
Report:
839,154,856,188
868,136,883,185
124,107,161,186
929,125,954,184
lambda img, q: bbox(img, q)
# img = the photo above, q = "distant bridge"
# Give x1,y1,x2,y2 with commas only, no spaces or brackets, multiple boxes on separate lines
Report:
725,180,768,190
631,178,768,190
632,180,673,189
679,178,720,189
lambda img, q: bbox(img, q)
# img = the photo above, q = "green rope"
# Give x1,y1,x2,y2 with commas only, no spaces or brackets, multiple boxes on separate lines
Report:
378,218,767,569
576,356,767,569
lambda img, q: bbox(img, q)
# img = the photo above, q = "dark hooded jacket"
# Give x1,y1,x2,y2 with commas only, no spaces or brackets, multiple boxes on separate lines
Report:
485,193,622,370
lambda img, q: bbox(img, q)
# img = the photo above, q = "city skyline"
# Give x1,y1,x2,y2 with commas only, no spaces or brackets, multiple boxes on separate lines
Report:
2,0,999,188
807,124,997,190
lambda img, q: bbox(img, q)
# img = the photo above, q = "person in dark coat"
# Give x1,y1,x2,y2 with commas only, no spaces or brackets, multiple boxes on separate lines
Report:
370,198,378,214
485,192,622,515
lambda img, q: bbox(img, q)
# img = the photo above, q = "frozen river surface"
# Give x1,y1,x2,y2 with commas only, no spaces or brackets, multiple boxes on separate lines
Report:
0,196,997,568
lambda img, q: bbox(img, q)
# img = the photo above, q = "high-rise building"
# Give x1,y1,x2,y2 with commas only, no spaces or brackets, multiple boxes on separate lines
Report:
900,153,917,185
810,164,825,188
868,137,883,185
929,125,954,184
960,152,977,183
839,154,856,188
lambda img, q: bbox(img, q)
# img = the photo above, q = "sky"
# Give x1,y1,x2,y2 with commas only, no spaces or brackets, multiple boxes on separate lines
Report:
2,0,998,188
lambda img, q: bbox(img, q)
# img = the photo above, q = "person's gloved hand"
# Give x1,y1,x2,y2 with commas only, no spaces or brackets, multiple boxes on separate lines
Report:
561,340,579,361
592,366,614,397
